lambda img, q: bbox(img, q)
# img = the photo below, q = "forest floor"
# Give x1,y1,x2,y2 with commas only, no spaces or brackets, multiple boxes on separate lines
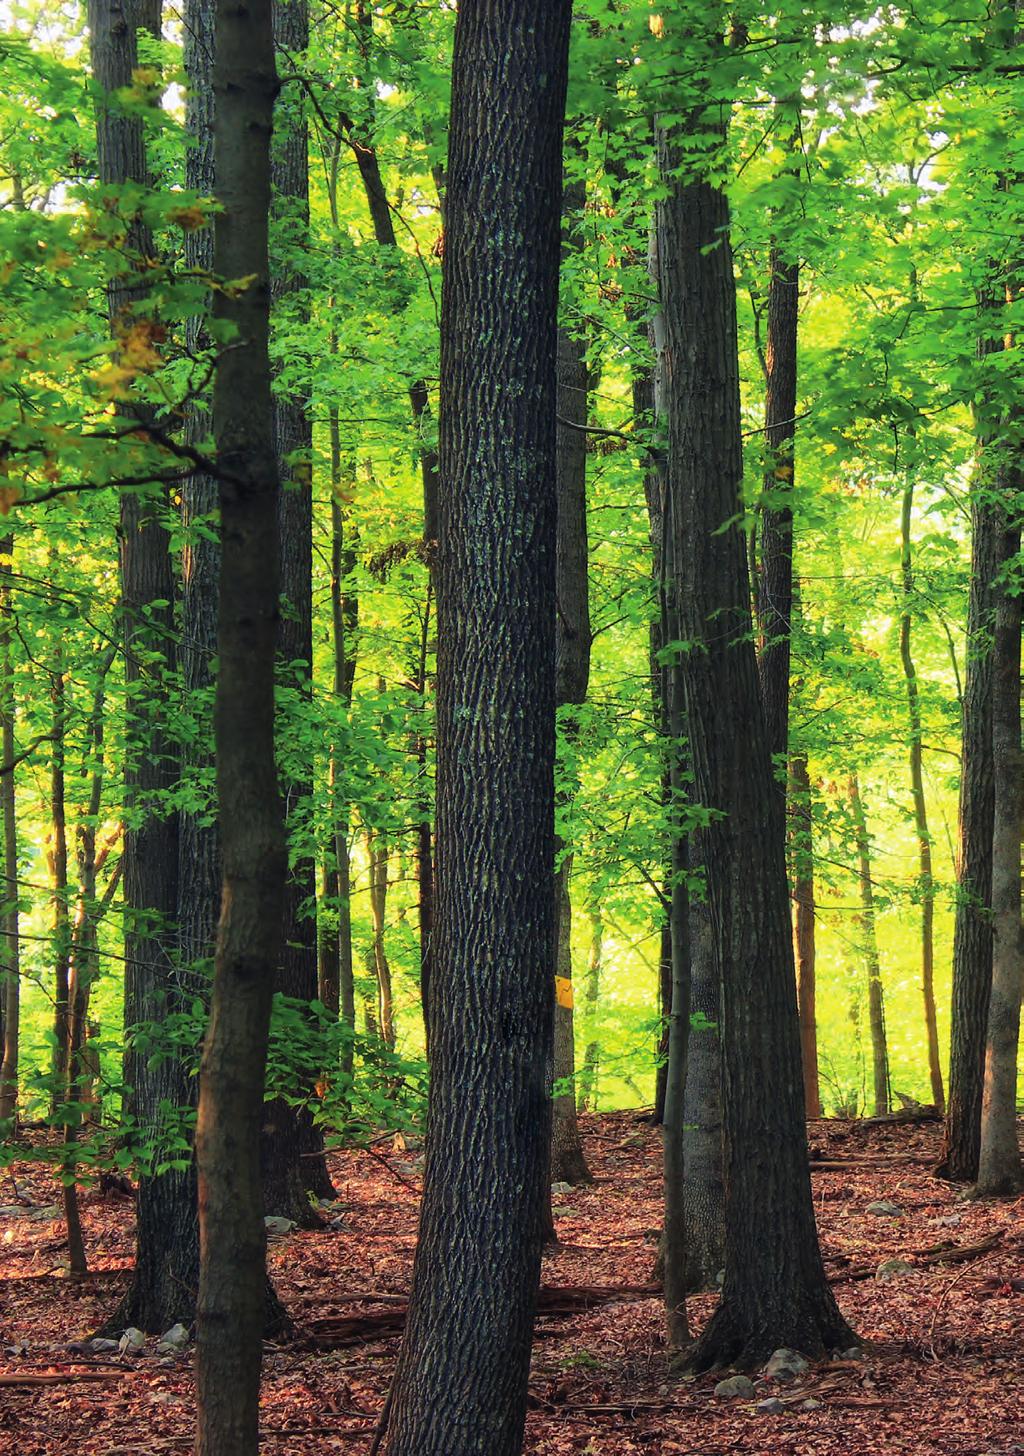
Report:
1,1112,1022,1455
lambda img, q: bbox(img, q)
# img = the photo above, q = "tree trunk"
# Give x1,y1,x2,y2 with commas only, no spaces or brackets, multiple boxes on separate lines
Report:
382,4,571,1450
48,651,70,1120
366,830,395,1050
194,2,286,1452
681,895,724,1291
0,538,18,1127
976,512,1022,1195
549,190,592,1188
89,0,191,1335
576,904,602,1112
655,102,853,1368
899,478,945,1112
790,751,821,1118
938,396,1002,1180
848,774,890,1118
262,0,332,1219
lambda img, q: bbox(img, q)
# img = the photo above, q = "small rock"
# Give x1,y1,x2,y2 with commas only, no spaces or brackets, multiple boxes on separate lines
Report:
551,1205,573,1217
119,1327,146,1355
156,1322,190,1354
757,1398,786,1414
875,1257,915,1282
4,1343,28,1357
87,1337,119,1354
865,1199,904,1218
150,1390,185,1407
840,1345,865,1360
934,1213,962,1227
264,1215,296,1237
714,1375,755,1399
764,1348,809,1383
550,1182,573,1196
329,1215,346,1230
802,1398,823,1411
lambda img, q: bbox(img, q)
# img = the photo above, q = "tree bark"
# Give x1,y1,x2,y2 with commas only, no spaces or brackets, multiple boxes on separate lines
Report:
848,774,890,1117
194,4,286,1453
655,105,853,1368
382,4,571,1450
899,478,945,1112
576,904,602,1112
366,830,395,1050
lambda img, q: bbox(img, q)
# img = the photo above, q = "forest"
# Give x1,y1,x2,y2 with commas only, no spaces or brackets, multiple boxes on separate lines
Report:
0,0,1022,1453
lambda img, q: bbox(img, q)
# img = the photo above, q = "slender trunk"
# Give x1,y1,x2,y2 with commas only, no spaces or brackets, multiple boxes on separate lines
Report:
847,774,890,1117
899,479,944,1111
790,751,821,1117
0,538,18,1127
382,5,571,1449
976,512,1022,1195
551,864,591,1185
576,905,602,1112
366,830,394,1050
194,4,286,1453
49,652,70,1119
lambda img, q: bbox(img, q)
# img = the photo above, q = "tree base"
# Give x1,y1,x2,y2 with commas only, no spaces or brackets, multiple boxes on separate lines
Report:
686,1290,855,1373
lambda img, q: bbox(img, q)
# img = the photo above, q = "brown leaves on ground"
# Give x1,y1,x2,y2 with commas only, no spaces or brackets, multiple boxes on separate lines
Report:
1,1114,1022,1455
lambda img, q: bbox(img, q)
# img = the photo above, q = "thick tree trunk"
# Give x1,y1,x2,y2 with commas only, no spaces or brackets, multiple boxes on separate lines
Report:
681,896,724,1291
194,4,285,1453
0,539,18,1127
976,514,1022,1195
789,752,821,1118
382,5,571,1451
655,110,853,1369
848,774,890,1117
899,479,945,1112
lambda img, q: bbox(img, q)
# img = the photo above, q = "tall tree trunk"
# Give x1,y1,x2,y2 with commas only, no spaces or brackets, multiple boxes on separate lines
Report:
976,511,1022,1195
938,380,1003,1180
262,0,332,1219
550,186,593,1187
899,478,944,1111
681,895,723,1291
655,91,853,1367
89,0,190,1334
0,538,18,1127
382,4,571,1450
48,650,70,1119
366,830,395,1050
194,3,286,1452
790,750,821,1117
848,774,890,1117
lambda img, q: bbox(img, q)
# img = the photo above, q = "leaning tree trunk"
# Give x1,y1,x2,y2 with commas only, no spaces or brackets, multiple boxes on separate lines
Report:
848,774,890,1117
382,4,572,1452
262,0,333,1219
655,96,853,1369
976,508,1022,1196
193,4,286,1454
899,478,945,1112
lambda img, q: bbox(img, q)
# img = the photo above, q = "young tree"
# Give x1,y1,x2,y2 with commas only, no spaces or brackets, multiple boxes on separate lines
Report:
193,0,285,1450
655,42,854,1365
848,773,890,1117
382,2,572,1451
0,537,17,1126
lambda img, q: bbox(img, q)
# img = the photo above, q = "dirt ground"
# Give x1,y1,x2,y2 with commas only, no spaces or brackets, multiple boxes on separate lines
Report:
1,1112,1022,1455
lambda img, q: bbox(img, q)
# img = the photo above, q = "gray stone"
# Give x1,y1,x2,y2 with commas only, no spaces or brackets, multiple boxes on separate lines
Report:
551,1205,573,1218
757,1398,786,1414
714,1375,755,1399
87,1338,119,1354
802,1398,823,1411
264,1215,296,1237
875,1257,915,1282
865,1199,904,1218
119,1327,145,1354
840,1345,865,1361
550,1182,573,1196
156,1322,190,1354
764,1348,809,1383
